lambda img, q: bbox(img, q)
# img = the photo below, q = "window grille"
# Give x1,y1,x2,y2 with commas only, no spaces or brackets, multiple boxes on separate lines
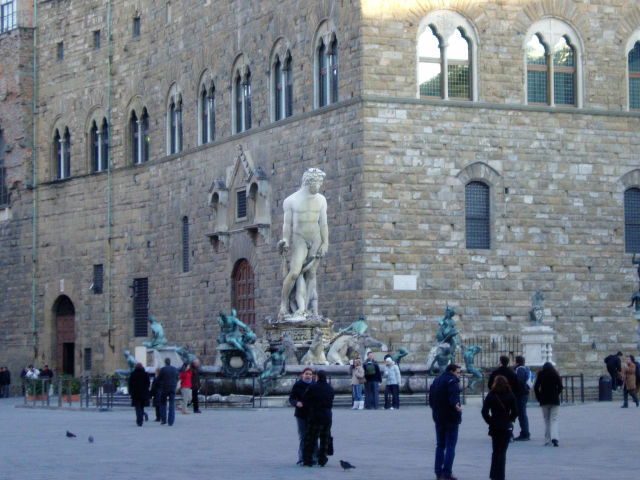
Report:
0,1,16,33
553,37,575,106
236,190,247,219
465,181,490,249
92,264,103,294
527,34,548,104
182,216,189,273
629,42,640,110
418,26,442,98
625,188,640,253
84,348,92,371
447,29,470,99
133,278,149,337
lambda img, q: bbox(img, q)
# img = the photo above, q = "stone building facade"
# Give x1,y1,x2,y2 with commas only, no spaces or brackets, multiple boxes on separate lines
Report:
1,0,640,380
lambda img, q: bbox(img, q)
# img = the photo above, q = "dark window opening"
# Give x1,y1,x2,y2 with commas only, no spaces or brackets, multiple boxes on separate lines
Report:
93,30,100,49
92,264,103,294
133,277,149,337
236,190,247,219
465,181,490,249
133,16,141,37
625,188,640,253
57,41,64,61
182,216,189,273
84,348,92,371
0,130,8,206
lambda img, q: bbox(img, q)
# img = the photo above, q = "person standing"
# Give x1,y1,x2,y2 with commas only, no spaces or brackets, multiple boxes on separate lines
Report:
533,362,563,446
620,354,639,408
488,355,521,397
302,370,334,467
150,367,162,421
128,363,150,427
0,367,10,398
429,363,462,480
349,357,365,410
604,351,623,390
289,367,315,465
513,355,531,440
383,357,401,410
482,375,518,480
179,363,192,414
191,358,202,413
157,358,179,426
363,351,382,409
39,365,54,396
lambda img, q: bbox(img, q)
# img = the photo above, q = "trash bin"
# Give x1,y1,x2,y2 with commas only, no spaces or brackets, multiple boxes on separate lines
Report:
598,375,612,401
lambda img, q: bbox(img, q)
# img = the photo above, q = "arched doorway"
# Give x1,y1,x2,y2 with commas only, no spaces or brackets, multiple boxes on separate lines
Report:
53,295,75,376
232,259,255,328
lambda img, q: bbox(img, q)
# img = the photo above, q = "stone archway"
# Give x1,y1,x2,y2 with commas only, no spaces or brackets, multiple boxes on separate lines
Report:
53,295,75,376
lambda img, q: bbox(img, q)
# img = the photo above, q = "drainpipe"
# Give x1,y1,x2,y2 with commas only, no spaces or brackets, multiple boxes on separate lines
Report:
107,0,114,351
31,0,38,364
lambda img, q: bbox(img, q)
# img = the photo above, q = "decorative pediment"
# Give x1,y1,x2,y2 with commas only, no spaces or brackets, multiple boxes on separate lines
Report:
207,145,271,249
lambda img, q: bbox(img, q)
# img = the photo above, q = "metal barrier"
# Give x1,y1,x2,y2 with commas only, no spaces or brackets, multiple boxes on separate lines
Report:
22,376,120,409
560,374,584,404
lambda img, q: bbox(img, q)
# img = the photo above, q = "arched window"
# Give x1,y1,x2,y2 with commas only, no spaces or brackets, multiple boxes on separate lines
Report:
274,57,282,121
284,54,293,117
465,181,490,249
525,19,582,107
130,108,150,164
628,41,640,110
625,188,640,252
167,92,182,154
232,66,252,133
90,118,109,173
318,42,327,106
232,259,255,328
182,216,190,273
271,50,294,122
329,38,339,104
53,127,71,180
314,25,339,108
417,11,477,101
0,129,8,206
199,82,215,144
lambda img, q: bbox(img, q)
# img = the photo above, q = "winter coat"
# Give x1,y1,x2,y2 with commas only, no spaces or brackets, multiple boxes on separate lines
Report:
621,359,637,390
303,379,334,426
350,365,365,385
429,371,462,426
179,369,193,389
384,362,401,386
533,368,563,406
289,378,314,419
191,364,200,390
363,360,382,383
156,365,179,393
128,368,150,405
488,366,521,397
481,390,518,435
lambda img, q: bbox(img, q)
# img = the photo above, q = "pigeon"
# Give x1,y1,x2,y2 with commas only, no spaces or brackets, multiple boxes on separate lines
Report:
88,436,94,443
66,431,76,438
339,460,356,471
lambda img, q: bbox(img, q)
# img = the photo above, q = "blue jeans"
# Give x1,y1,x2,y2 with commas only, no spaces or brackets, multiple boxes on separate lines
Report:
435,423,458,479
516,394,529,437
296,417,317,463
134,401,145,426
160,390,176,425
364,381,379,409
352,384,363,402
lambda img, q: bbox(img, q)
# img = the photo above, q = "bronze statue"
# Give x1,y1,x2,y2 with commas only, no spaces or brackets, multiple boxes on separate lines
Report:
461,345,483,389
142,317,168,349
338,315,368,335
436,305,459,357
115,350,137,385
217,309,258,376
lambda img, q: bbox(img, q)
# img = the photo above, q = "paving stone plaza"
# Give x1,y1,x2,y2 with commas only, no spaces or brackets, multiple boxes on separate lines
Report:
1,396,635,480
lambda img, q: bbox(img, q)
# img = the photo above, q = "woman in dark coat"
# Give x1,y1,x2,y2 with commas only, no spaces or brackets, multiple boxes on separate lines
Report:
482,375,518,480
533,362,563,446
128,363,150,427
302,370,334,467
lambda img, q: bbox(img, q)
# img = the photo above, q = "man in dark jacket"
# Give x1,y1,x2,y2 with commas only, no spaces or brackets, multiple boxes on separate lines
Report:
289,367,315,465
0,367,10,397
604,352,623,390
191,359,201,413
429,363,462,480
156,358,179,426
513,355,531,441
128,363,150,427
302,370,334,467
363,351,382,409
488,356,521,397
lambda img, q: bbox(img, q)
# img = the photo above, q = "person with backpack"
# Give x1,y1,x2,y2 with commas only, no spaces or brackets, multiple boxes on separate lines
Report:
513,355,532,441
620,354,638,408
604,351,623,390
363,351,382,409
